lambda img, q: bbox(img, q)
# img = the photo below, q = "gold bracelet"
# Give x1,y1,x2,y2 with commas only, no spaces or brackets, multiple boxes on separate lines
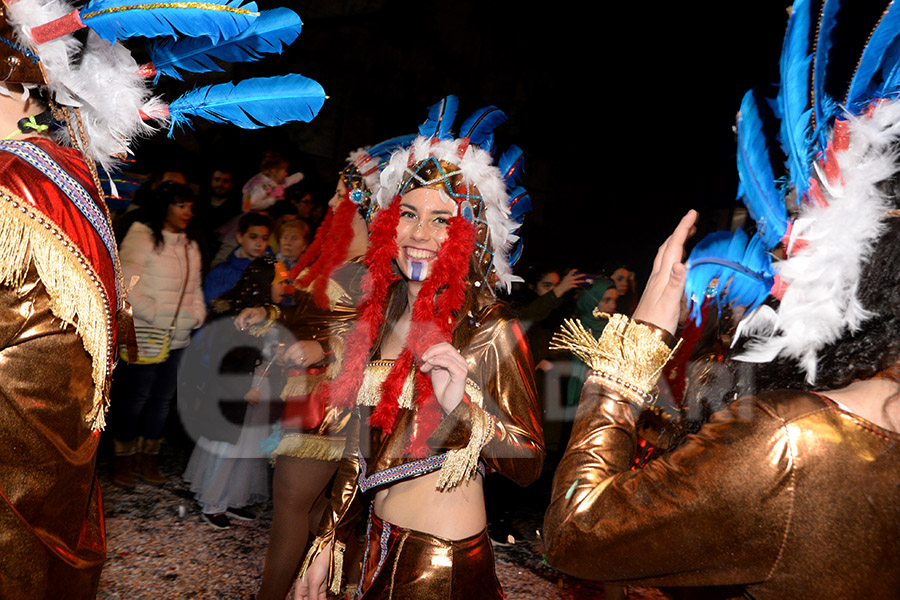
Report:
551,314,681,406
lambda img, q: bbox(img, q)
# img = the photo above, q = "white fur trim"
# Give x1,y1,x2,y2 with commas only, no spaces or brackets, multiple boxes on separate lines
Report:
736,99,900,382
378,136,518,291
7,0,153,170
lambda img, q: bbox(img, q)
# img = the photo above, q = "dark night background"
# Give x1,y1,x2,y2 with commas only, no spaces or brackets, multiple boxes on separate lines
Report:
138,1,794,282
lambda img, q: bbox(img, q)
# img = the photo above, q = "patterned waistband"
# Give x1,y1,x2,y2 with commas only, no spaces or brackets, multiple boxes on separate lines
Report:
357,452,485,493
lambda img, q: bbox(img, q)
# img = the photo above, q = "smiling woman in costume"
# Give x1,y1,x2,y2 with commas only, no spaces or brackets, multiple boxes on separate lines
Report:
544,3,900,598
294,97,543,600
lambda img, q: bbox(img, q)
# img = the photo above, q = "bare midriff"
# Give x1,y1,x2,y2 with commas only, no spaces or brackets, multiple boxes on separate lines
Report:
372,470,486,540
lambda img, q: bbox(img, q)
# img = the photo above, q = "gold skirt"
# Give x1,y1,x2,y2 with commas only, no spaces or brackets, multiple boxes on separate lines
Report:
357,510,503,599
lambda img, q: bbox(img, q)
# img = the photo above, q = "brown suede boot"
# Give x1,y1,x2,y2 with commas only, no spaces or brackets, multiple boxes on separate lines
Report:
112,439,136,489
135,437,166,484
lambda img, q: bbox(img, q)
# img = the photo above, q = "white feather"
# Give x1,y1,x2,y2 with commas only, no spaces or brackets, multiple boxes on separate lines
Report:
736,99,900,382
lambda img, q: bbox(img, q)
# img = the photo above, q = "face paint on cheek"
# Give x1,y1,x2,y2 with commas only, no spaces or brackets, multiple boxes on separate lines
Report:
409,260,429,281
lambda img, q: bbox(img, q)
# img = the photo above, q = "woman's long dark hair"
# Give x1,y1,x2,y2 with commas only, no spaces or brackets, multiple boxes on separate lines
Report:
143,181,198,249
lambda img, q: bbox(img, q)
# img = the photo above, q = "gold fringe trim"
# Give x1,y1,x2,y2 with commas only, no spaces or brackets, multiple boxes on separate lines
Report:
296,269,349,311
271,433,345,461
357,361,415,408
279,372,326,400
331,540,345,596
550,315,680,406
436,378,495,490
326,335,344,380
0,187,112,430
298,535,344,595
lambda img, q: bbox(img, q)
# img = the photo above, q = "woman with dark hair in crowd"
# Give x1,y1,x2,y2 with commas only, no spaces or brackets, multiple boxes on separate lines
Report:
295,98,543,600
111,181,205,487
544,4,900,597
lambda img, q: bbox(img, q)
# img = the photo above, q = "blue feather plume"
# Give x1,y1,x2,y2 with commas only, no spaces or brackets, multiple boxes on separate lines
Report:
507,186,531,224
498,145,524,185
459,106,508,146
812,0,842,145
876,34,900,98
81,0,258,44
847,3,900,111
736,89,788,250
418,96,458,139
685,229,775,326
167,73,325,135
363,133,416,169
147,8,301,83
775,0,815,201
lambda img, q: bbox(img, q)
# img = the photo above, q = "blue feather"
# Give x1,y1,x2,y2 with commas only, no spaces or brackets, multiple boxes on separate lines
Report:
498,145,524,185
167,73,325,135
147,8,301,83
848,3,900,110
81,0,258,44
459,106,508,146
812,0,842,145
507,186,531,223
877,33,900,97
362,133,416,171
418,96,458,139
736,89,788,249
508,239,524,267
685,230,774,326
775,0,815,200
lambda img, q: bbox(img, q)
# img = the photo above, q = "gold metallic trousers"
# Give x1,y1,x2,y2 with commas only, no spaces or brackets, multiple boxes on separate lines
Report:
357,510,503,599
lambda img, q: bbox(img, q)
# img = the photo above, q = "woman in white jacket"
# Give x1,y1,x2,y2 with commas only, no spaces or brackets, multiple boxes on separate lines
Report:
112,182,206,487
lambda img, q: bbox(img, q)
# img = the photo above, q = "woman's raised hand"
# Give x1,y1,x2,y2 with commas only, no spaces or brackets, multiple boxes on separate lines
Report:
280,340,325,368
420,342,469,413
234,306,267,331
632,210,698,336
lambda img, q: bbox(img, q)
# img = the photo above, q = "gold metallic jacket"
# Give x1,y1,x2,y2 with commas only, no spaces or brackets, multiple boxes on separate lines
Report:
0,140,115,599
272,258,366,461
303,300,545,593
545,376,900,599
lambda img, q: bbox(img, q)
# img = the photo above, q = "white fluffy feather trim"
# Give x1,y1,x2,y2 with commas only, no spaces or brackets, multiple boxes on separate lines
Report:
736,98,900,382
378,136,518,291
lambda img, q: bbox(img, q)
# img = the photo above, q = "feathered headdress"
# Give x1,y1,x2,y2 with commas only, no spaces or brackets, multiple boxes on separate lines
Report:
378,95,526,292
290,134,415,310
314,96,530,463
686,0,900,383
0,0,324,176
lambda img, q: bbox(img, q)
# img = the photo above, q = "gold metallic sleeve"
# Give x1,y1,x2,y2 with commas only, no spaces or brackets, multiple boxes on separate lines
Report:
543,375,796,587
429,309,545,487
300,412,364,592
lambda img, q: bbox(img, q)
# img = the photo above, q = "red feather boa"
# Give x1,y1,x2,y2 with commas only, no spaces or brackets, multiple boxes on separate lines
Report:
312,200,401,411
294,197,357,309
314,197,478,456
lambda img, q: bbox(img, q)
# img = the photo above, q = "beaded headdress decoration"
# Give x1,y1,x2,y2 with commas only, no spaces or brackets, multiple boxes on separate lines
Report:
686,0,900,382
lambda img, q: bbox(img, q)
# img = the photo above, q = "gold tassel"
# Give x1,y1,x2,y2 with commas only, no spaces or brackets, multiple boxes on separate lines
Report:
271,433,345,461
330,541,345,596
435,378,495,490
0,187,113,430
279,373,326,400
550,315,681,406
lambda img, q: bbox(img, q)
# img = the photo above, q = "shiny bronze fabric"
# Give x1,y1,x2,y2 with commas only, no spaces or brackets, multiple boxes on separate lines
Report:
358,511,502,599
359,302,544,484
280,258,366,440
0,267,104,599
544,376,900,599
307,300,544,590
